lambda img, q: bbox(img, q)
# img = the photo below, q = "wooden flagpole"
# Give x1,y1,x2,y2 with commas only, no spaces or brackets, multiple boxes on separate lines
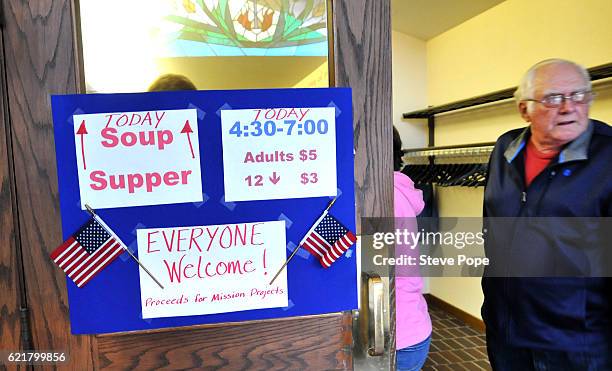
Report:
268,197,337,285
84,204,165,289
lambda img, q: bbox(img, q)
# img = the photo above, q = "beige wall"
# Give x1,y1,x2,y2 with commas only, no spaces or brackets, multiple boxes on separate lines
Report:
392,0,612,319
392,31,428,149
427,0,612,106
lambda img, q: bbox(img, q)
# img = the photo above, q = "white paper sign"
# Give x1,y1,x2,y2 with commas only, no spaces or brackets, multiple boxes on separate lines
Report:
221,107,337,202
136,221,288,319
73,109,202,209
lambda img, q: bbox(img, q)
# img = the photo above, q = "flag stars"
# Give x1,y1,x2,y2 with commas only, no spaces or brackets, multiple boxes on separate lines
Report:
76,219,111,254
316,217,348,242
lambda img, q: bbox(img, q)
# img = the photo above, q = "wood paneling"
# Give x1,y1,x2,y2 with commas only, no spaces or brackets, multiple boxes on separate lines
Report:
1,0,93,368
333,0,394,366
97,314,352,370
332,0,394,226
0,24,22,356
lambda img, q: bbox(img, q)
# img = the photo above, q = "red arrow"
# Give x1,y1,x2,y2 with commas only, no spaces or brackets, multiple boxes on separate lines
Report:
76,120,88,170
269,172,280,185
181,120,195,159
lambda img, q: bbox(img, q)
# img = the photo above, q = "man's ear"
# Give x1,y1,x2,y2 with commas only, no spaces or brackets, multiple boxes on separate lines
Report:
518,101,531,122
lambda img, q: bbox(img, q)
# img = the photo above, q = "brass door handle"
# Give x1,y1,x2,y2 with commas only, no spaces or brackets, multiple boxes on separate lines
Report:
367,274,385,356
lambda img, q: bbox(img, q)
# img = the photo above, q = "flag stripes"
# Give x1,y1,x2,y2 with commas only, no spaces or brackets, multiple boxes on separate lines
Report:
75,243,123,287
302,232,328,258
321,232,356,268
50,218,124,287
300,213,356,268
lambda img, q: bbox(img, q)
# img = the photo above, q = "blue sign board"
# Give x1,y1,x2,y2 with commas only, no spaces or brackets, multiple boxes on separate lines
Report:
51,88,357,334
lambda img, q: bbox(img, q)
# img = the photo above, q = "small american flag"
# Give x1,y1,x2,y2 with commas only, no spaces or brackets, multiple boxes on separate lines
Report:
301,213,356,268
50,218,123,287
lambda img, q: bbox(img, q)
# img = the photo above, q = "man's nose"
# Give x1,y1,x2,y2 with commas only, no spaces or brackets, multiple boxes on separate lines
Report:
558,97,576,113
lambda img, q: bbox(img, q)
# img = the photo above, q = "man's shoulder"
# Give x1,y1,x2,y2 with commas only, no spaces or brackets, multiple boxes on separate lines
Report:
591,119,612,137
493,127,527,152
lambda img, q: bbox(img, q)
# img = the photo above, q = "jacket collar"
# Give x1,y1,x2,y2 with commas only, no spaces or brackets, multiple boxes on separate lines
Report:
504,120,594,164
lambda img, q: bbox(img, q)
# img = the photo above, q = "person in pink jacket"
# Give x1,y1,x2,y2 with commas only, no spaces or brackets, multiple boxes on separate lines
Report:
393,126,432,370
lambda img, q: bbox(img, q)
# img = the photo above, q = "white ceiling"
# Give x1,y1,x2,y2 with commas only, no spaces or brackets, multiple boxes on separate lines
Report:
391,0,506,40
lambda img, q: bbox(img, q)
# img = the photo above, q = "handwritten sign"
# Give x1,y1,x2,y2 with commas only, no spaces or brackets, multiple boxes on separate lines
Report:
136,220,288,319
220,107,337,202
73,109,202,209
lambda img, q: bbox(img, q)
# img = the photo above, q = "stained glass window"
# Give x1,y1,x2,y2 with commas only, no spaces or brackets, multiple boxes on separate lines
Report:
165,0,329,56
79,0,330,92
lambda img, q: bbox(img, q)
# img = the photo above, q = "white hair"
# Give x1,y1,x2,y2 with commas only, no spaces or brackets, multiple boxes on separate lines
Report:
514,59,592,105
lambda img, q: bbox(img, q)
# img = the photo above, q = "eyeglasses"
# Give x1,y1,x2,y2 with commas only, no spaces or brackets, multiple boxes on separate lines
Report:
524,91,594,108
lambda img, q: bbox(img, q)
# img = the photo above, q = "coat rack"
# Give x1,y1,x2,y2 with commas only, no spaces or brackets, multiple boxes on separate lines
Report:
401,142,495,187
402,142,495,160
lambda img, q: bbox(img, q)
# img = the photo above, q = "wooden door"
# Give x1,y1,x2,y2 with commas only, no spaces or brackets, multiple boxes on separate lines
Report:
0,0,392,369
0,12,27,364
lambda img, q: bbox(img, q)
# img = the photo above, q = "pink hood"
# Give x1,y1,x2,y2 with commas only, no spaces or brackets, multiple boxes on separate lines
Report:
393,171,431,349
394,172,424,218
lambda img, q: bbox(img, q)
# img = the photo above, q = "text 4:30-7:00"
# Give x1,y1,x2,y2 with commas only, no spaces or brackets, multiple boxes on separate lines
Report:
229,119,329,137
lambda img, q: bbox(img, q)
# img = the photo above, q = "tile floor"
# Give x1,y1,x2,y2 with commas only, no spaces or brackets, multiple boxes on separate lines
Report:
421,305,492,371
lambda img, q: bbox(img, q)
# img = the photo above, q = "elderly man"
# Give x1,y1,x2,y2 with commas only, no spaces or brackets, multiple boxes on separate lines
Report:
482,59,611,370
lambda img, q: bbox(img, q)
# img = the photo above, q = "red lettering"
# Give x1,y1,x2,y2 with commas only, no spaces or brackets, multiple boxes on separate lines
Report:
180,170,192,184
276,108,287,119
127,173,143,193
142,112,152,126
147,231,160,253
216,262,228,275
244,259,255,273
104,113,118,128
145,172,161,192
197,256,206,278
129,113,142,126
90,170,107,190
117,114,129,127
206,227,220,251
287,108,297,119
164,171,179,186
157,130,173,149
162,255,259,282
204,261,216,277
139,130,155,146
189,228,203,252
154,111,166,129
298,108,310,121
101,127,119,148
251,223,264,245
176,228,188,252
183,263,196,278
163,254,185,283
162,230,176,252
234,224,247,245
219,226,233,248
109,174,125,189
121,132,138,147
224,260,244,274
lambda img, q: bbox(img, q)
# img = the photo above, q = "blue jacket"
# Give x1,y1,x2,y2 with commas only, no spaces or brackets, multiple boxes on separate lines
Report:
482,119,612,351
